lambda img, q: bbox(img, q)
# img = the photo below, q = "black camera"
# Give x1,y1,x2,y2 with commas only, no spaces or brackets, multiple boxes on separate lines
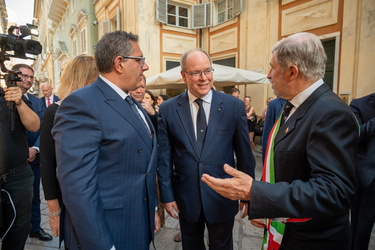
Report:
0,24,42,131
0,23,42,61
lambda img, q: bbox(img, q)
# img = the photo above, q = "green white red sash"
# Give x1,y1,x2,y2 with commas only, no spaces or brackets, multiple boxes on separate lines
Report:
261,114,311,250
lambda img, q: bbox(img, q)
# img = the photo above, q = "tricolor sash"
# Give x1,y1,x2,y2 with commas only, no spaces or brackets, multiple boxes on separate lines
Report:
261,113,311,250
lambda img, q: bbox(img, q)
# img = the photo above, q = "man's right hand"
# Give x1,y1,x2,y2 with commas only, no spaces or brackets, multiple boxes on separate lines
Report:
3,86,23,105
164,201,179,219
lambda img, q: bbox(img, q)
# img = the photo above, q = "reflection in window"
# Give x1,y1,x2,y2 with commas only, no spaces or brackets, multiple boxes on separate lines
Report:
218,0,234,24
167,4,189,28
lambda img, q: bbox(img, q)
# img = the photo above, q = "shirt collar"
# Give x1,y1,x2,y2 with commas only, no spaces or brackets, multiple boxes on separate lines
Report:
290,79,324,108
187,88,213,105
99,75,130,100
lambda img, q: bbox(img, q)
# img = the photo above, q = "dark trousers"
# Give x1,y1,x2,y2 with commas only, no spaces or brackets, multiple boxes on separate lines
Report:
30,163,41,232
179,209,234,250
351,178,375,250
1,165,34,250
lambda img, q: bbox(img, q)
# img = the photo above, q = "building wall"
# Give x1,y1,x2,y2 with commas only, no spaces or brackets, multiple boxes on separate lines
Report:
33,0,374,109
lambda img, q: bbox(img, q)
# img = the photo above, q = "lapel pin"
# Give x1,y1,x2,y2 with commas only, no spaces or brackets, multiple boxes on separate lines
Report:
285,128,289,133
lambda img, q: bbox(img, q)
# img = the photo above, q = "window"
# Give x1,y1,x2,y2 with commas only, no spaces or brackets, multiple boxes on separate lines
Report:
70,25,78,56
80,27,87,54
167,4,189,28
156,0,242,29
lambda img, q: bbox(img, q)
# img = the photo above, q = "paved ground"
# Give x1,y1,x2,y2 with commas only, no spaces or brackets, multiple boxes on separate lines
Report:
20,143,375,249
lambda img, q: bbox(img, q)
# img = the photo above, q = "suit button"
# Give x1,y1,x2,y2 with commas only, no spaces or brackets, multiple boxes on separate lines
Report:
199,163,203,168
144,197,147,202
138,148,142,152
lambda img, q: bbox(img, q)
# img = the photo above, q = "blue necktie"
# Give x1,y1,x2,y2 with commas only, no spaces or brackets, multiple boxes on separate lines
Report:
125,95,151,137
280,101,294,126
195,99,207,153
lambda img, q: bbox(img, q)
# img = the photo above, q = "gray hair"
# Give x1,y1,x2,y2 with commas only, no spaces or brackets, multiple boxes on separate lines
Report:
272,32,327,81
180,49,211,72
95,31,138,73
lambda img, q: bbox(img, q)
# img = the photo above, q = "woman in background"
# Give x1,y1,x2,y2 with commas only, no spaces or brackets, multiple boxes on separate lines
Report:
244,96,256,150
144,89,158,112
40,55,99,241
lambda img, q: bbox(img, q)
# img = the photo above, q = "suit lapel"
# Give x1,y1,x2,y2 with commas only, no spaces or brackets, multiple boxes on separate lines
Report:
94,80,152,150
274,83,330,145
202,90,224,155
176,92,200,157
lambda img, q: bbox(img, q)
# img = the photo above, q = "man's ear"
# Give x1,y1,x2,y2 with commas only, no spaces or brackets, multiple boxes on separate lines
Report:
181,70,187,83
289,65,299,81
114,56,125,73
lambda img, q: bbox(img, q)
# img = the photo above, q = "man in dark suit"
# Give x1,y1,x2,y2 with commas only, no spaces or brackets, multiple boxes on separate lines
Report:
11,64,52,241
52,31,160,249
40,82,60,109
350,93,375,250
158,49,255,249
202,32,358,249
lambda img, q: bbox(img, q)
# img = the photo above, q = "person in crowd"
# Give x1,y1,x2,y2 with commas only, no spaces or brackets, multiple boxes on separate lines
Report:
40,82,60,109
52,31,160,249
261,97,286,162
129,74,164,227
144,89,158,112
0,84,40,249
350,92,375,250
244,96,256,150
230,87,240,98
202,32,358,249
157,48,255,249
11,64,52,242
157,94,170,107
261,97,274,119
40,55,99,243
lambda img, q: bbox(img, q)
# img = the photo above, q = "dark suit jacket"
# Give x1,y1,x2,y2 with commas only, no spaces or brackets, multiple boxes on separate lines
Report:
52,77,157,250
249,83,358,249
350,92,375,187
26,93,45,166
40,94,60,109
158,89,255,224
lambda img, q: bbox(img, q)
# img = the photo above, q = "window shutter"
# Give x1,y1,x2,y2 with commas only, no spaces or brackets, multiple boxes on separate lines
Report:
192,2,212,29
233,0,243,17
156,0,167,24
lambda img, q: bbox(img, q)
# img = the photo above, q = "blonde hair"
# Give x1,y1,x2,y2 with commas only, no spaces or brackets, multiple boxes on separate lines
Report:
57,55,98,99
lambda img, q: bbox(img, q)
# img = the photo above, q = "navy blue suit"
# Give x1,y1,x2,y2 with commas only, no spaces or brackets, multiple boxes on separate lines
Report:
26,93,45,233
158,89,255,249
262,97,286,163
350,93,375,250
52,77,158,250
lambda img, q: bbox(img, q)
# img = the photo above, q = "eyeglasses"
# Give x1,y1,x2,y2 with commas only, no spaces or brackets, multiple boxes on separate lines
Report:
20,74,34,81
122,56,146,67
184,67,214,78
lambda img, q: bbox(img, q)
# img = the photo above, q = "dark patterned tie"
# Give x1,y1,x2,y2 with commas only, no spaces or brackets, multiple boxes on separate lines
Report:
125,95,151,137
280,101,294,126
195,99,207,153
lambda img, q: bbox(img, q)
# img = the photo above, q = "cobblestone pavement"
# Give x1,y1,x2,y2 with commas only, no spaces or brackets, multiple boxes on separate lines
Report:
19,144,375,250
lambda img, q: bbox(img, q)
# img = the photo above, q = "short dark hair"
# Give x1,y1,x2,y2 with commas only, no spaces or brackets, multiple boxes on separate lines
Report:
95,31,138,73
230,87,240,94
159,94,169,101
11,64,34,73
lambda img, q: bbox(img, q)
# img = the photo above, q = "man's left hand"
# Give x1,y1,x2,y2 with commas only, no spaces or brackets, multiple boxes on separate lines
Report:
201,164,253,201
154,211,161,233
28,147,38,162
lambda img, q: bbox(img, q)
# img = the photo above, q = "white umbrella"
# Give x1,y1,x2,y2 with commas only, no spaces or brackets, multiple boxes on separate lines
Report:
146,63,270,89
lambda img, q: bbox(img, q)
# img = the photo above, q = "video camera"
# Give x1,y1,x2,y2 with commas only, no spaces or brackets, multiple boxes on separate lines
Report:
0,24,42,131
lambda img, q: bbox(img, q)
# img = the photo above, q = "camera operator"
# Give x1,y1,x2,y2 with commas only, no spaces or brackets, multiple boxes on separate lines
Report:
11,64,52,241
0,84,40,249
